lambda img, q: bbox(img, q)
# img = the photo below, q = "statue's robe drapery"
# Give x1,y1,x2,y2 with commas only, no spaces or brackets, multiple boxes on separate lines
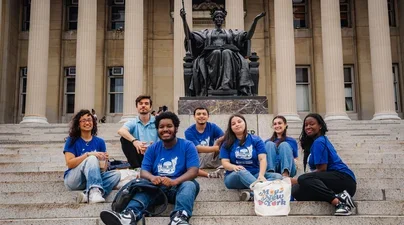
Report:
186,29,254,96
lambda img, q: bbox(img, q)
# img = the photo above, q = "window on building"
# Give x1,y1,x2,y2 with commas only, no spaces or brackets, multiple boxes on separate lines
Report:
64,67,76,114
109,0,125,30
108,67,124,113
344,65,355,111
66,0,79,30
22,0,31,31
340,0,351,28
19,68,28,114
296,66,311,111
388,0,396,27
392,64,401,112
293,0,308,29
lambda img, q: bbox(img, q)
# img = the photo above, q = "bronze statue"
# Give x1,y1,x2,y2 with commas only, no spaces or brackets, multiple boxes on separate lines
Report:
181,8,265,96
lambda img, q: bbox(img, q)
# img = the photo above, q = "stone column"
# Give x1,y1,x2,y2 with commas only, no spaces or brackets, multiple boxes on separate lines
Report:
74,0,97,112
274,0,301,121
321,0,350,121
173,0,192,113
21,0,50,124
225,0,244,30
368,0,400,120
120,0,143,122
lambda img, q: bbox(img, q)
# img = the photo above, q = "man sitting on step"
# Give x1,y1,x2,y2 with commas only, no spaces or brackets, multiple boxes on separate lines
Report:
118,95,158,169
101,112,200,225
185,107,225,178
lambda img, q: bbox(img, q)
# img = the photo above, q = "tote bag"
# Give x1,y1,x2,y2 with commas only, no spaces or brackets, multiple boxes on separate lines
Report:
250,178,291,216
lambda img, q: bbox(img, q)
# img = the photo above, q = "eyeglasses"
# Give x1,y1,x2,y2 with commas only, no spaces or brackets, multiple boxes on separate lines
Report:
79,118,93,123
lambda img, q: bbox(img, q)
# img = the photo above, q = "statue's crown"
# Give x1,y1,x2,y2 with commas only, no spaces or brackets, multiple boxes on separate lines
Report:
210,8,227,18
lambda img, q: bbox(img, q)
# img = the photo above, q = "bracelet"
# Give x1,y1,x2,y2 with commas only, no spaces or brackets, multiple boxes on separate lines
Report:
131,139,137,143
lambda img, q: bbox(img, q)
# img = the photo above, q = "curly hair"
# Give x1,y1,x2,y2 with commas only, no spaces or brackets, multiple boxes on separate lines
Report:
155,111,180,128
269,115,288,147
68,109,98,146
223,114,248,150
299,113,328,171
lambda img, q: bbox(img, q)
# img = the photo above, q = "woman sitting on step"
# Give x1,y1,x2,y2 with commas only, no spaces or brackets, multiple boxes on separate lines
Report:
63,109,120,203
220,114,282,201
291,113,357,216
265,115,298,177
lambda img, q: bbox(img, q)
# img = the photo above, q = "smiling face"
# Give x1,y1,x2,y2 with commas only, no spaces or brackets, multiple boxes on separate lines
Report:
136,98,152,115
79,114,94,132
273,117,287,137
194,109,209,125
158,118,177,142
304,116,322,138
231,116,246,136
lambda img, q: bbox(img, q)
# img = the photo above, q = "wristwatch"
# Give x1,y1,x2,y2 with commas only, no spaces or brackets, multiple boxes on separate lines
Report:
131,138,137,143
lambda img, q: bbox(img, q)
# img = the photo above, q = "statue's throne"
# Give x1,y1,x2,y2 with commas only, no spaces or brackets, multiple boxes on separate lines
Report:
183,47,260,97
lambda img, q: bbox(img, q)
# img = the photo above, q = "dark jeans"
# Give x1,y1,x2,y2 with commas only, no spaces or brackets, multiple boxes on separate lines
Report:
292,171,356,203
126,180,200,220
120,137,143,168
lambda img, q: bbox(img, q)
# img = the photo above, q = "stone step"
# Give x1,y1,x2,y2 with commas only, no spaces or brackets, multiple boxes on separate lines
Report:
1,187,402,205
1,167,403,184
1,201,403,220
1,178,403,193
1,216,404,225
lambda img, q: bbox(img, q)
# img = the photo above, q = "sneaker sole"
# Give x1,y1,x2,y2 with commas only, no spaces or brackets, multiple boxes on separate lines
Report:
100,210,122,225
76,193,87,204
334,211,352,216
239,192,250,201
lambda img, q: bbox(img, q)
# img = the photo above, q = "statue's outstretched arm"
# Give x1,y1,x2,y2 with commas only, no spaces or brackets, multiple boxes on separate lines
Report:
245,12,266,40
180,8,192,40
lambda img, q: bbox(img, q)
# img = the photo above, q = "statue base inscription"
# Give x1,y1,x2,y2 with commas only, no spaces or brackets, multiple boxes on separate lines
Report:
178,96,268,115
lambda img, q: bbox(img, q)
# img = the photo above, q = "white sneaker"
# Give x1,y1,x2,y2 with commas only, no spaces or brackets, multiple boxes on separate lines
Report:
89,188,105,203
76,192,88,203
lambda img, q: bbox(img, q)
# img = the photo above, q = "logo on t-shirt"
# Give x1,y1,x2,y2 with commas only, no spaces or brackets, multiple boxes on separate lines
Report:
235,145,253,160
199,137,210,146
157,157,178,176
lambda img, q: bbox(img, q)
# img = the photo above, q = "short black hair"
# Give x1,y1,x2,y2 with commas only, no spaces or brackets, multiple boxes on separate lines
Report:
193,107,209,116
155,111,180,128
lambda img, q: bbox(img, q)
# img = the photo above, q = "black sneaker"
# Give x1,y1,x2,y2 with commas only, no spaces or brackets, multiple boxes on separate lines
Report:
169,210,190,225
334,202,352,216
336,190,356,209
100,209,137,225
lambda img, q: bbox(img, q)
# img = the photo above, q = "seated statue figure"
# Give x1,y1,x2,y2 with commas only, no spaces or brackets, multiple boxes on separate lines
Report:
181,8,265,96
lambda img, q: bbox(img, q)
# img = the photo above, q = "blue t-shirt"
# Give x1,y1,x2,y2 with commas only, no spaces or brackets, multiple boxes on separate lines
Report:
220,134,266,175
308,136,356,181
141,138,200,179
184,122,224,147
265,136,298,158
123,116,158,143
63,136,106,178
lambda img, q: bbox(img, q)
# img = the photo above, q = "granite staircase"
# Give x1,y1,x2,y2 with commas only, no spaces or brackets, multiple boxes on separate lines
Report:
0,120,403,225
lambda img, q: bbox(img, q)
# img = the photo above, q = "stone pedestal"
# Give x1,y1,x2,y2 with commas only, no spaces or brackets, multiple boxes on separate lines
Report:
178,96,268,115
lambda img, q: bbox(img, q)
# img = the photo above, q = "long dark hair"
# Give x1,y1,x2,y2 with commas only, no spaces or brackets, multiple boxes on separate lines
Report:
68,109,98,146
299,113,328,171
224,114,248,150
269,115,288,147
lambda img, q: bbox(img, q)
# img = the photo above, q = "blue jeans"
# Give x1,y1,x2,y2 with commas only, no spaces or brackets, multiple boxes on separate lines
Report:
265,141,296,177
126,180,200,220
64,155,121,197
224,169,282,189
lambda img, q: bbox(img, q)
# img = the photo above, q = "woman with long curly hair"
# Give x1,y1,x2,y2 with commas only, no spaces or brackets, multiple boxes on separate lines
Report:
220,114,282,201
265,115,298,177
291,113,356,216
63,109,120,203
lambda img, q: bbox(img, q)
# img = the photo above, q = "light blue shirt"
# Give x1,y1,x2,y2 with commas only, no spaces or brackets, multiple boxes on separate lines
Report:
123,116,158,143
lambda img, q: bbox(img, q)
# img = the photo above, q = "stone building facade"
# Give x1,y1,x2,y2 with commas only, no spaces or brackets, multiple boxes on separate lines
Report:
0,0,402,123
